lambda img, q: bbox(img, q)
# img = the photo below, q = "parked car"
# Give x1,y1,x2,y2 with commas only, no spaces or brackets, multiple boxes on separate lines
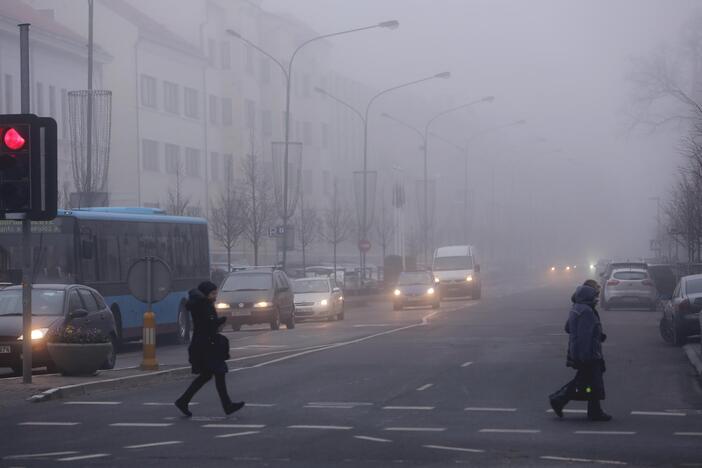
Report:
215,269,295,331
659,274,702,345
393,271,440,311
0,284,118,375
647,264,678,305
602,268,657,310
292,277,344,321
600,262,648,304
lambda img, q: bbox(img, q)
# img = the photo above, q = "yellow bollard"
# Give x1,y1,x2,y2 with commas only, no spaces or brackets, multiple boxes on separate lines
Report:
140,310,159,370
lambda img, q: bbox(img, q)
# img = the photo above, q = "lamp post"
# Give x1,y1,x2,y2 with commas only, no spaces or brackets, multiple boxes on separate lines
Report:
317,72,451,281
226,20,399,269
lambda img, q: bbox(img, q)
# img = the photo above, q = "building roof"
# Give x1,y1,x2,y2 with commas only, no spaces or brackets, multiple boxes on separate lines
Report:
100,0,203,58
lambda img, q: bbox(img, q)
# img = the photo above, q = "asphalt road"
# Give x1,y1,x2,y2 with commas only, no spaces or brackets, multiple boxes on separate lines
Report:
2,278,701,467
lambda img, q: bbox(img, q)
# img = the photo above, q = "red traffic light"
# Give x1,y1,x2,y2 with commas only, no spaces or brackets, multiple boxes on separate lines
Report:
3,127,26,151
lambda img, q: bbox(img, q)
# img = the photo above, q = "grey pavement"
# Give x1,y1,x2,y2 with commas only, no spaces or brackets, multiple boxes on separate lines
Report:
1,278,700,467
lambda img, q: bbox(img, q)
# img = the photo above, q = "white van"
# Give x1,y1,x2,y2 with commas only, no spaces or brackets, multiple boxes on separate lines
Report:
432,245,481,299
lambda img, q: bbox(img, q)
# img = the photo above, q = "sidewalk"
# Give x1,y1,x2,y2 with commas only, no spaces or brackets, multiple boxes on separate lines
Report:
683,343,702,377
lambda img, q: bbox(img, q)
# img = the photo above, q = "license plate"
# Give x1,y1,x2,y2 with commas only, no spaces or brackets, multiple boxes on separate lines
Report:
232,310,251,317
0,346,11,354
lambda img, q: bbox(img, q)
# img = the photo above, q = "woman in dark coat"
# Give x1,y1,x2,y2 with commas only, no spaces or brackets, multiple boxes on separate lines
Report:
175,281,244,417
549,282,611,421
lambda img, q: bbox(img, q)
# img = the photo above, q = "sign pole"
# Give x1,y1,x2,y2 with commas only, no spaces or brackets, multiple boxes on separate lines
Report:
19,23,32,384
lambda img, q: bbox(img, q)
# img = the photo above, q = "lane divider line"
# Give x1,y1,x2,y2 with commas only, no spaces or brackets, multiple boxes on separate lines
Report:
479,429,540,434
541,455,626,465
384,427,446,432
354,435,392,443
3,451,79,460
110,423,173,427
423,445,485,454
675,432,702,436
574,431,636,435
215,431,261,438
288,425,353,430
383,406,435,411
416,384,434,391
124,441,183,449
64,401,121,405
465,407,517,412
18,422,80,426
631,411,685,417
57,453,110,462
546,408,585,414
202,424,265,429
461,361,473,368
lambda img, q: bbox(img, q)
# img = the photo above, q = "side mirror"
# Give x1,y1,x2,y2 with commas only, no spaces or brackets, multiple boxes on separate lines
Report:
474,264,481,273
68,309,89,319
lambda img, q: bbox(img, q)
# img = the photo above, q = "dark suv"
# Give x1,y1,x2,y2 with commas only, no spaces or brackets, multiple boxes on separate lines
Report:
215,269,295,331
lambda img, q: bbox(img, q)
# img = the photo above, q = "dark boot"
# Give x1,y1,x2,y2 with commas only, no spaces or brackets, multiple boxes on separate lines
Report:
176,373,212,417
549,395,566,418
587,399,612,421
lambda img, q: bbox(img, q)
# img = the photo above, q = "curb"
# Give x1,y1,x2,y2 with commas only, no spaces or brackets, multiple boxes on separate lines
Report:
683,344,702,377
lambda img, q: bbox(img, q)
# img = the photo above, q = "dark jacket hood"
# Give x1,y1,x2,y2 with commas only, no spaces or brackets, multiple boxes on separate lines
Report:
572,285,598,307
186,288,208,310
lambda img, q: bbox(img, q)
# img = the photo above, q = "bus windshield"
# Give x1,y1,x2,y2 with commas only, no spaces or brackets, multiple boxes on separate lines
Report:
433,256,474,271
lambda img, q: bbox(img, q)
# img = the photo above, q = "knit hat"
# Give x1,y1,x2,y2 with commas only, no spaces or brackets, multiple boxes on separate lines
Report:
198,281,218,296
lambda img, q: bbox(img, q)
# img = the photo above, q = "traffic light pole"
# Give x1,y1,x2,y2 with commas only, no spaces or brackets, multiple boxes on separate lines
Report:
19,23,32,384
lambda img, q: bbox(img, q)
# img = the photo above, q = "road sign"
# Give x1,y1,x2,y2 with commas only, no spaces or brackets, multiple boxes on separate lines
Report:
277,225,286,235
268,227,277,237
358,239,371,253
127,257,172,304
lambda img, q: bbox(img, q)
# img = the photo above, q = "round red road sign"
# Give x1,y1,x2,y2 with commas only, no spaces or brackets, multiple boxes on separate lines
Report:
358,239,371,252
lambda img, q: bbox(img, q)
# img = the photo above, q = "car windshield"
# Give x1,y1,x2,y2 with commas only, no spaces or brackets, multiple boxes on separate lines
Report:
221,273,272,291
293,279,330,294
613,271,647,280
0,289,65,316
433,256,474,271
686,278,702,295
397,272,431,285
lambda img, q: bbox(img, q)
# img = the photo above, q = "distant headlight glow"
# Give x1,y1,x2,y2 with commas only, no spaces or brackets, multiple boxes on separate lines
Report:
427,287,435,295
18,328,49,341
550,266,556,271
254,301,270,308
466,275,473,282
433,277,440,284
320,299,328,306
215,302,230,310
393,289,402,296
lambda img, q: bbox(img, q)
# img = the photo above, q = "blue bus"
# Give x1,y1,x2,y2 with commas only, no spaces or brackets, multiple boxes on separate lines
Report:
0,207,209,344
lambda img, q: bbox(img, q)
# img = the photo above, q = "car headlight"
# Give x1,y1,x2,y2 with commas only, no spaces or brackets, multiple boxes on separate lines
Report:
18,328,49,341
320,299,328,306
433,277,440,284
215,302,230,310
590,264,596,270
254,301,270,308
339,296,344,301
427,287,435,295
565,266,571,271
550,266,556,271
393,289,402,296
466,275,473,282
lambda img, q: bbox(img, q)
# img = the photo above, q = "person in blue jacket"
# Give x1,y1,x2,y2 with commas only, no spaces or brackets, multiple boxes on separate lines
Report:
549,281,612,421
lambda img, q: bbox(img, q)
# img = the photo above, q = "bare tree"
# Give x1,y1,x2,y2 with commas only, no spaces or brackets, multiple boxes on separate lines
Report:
164,160,192,216
320,179,353,283
298,191,319,272
210,159,245,272
374,193,394,261
241,129,275,266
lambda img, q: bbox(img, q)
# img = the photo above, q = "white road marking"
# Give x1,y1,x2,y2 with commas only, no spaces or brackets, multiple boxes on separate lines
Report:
18,422,80,426
631,410,685,417
308,402,373,406
144,402,199,406
244,403,276,407
383,406,434,410
124,441,182,449
305,404,355,409
202,424,266,429
416,383,434,391
354,435,392,443
110,423,173,427
423,445,484,454
461,361,473,368
465,407,517,412
384,427,446,432
541,455,626,465
215,431,261,438
675,432,702,436
4,451,79,460
575,431,636,435
353,324,393,328
546,408,586,414
64,401,121,405
288,425,352,430
479,429,540,434
57,453,110,461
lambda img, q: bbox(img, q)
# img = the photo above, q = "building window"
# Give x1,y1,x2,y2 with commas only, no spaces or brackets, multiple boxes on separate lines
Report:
321,122,329,149
163,81,179,114
245,99,256,129
209,95,218,124
303,121,313,146
184,87,199,118
164,143,181,174
208,39,216,68
245,45,254,75
35,82,44,115
220,41,231,70
260,58,271,84
48,85,56,119
185,147,200,177
60,88,68,139
142,139,159,171
140,75,157,108
261,109,272,136
210,152,220,182
4,75,13,113
222,97,233,126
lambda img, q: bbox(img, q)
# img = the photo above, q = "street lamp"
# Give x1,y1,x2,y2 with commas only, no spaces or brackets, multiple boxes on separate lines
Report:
317,72,451,281
226,19,399,269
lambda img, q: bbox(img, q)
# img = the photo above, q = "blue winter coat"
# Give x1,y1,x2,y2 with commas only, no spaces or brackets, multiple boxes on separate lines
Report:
565,285,604,367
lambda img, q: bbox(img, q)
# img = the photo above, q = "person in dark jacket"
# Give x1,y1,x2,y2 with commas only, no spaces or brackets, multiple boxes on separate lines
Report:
549,281,612,421
175,281,244,417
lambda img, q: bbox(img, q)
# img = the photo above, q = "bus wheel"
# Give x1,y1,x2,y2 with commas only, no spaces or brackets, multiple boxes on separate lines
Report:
175,305,191,345
111,305,124,348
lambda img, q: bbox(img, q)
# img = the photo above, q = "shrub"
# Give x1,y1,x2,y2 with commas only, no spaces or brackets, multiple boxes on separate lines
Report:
47,325,109,344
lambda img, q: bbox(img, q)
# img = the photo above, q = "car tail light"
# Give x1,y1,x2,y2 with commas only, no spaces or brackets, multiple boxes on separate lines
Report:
642,280,654,287
606,279,620,286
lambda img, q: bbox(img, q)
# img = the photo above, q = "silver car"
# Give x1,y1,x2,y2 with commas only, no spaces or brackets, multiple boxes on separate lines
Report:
603,268,657,310
292,277,344,321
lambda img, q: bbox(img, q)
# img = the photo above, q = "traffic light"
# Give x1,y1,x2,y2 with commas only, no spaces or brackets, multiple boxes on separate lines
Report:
0,114,57,220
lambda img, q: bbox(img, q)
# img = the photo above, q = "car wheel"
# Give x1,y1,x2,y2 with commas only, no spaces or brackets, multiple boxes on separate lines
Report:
270,309,281,331
231,323,241,332
338,305,345,321
671,316,686,346
175,305,191,345
285,311,296,330
101,334,117,370
659,317,674,344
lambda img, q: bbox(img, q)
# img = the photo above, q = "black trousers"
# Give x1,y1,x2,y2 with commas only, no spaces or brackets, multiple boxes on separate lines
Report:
178,372,232,409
